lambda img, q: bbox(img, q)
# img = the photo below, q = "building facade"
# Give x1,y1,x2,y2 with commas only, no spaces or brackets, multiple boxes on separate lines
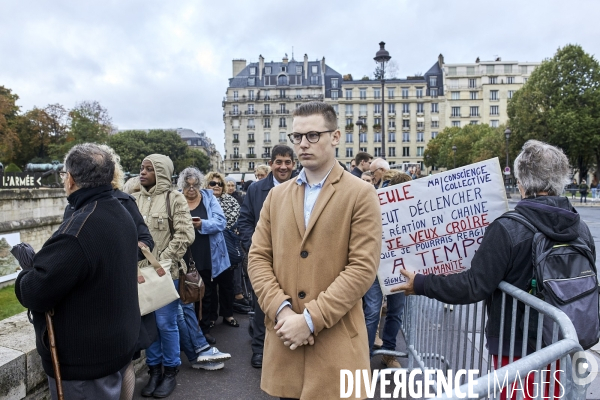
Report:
443,58,539,129
336,55,444,172
176,128,223,172
223,53,540,175
222,54,342,173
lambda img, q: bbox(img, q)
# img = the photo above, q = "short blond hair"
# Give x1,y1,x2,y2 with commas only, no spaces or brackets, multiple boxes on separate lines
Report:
98,144,124,190
255,165,270,174
203,171,226,189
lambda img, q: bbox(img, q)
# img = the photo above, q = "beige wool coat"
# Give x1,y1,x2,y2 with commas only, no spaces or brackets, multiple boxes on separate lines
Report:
248,163,382,400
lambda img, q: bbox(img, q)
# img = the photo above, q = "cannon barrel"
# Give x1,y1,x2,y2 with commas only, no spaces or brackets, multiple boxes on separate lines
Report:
25,163,64,172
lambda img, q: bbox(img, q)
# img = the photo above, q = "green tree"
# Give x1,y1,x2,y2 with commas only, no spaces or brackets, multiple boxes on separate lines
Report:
507,44,600,183
49,101,113,158
0,86,21,163
108,129,193,173
424,124,506,169
174,148,210,173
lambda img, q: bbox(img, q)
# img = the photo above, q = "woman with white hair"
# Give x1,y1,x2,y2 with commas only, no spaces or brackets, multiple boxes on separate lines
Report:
393,140,595,399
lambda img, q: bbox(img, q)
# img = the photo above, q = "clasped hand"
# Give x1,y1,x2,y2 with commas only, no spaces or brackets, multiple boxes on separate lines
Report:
274,307,314,350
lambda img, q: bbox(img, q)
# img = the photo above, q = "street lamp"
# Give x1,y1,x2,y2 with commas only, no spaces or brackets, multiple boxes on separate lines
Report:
505,128,512,198
374,41,391,159
452,145,457,169
426,154,431,175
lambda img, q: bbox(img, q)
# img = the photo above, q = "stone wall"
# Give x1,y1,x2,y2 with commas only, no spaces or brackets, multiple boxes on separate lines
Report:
0,189,67,253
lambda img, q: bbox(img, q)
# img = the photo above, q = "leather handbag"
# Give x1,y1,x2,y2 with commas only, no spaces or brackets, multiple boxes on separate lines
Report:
179,249,205,305
137,246,180,316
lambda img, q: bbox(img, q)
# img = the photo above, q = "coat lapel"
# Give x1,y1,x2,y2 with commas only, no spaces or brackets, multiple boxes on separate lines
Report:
291,182,306,238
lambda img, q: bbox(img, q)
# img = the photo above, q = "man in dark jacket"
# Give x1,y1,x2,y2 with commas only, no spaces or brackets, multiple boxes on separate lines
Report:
238,144,294,368
351,151,372,178
392,140,595,359
16,143,140,400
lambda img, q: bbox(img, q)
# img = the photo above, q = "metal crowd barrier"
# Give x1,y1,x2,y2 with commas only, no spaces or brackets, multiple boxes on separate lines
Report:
373,281,587,399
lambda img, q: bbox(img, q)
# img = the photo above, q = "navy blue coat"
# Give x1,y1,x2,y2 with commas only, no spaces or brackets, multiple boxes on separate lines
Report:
238,172,275,251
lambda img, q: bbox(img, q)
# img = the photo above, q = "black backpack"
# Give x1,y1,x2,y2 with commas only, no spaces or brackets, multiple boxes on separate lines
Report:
502,210,600,350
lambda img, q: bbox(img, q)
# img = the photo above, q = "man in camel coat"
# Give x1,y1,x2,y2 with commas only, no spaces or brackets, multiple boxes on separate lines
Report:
249,102,382,400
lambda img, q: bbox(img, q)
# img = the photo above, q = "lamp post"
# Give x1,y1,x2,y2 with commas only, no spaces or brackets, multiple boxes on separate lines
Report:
374,41,391,159
356,120,366,161
452,145,457,169
426,154,431,175
505,128,512,198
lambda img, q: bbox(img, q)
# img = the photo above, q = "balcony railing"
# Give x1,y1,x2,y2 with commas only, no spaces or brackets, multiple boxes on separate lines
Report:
276,110,290,114
230,154,241,159
261,153,270,158
388,113,396,118
232,139,240,143
229,111,240,115
402,112,410,117
247,125,256,129
279,125,287,128
402,126,410,131
245,110,257,115
263,139,271,143
261,110,273,115
247,154,257,159
247,139,255,143
416,112,424,116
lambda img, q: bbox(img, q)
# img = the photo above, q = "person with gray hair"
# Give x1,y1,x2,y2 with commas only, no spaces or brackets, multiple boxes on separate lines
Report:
369,157,390,188
16,143,141,400
392,140,595,396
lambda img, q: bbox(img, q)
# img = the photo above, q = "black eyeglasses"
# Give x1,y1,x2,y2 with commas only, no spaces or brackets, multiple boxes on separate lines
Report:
288,130,334,144
208,181,224,188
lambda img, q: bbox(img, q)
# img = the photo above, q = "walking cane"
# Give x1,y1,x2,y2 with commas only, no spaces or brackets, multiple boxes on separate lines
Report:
46,309,64,400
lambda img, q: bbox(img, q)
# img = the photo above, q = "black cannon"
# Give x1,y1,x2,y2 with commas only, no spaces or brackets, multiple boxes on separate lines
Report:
25,161,64,188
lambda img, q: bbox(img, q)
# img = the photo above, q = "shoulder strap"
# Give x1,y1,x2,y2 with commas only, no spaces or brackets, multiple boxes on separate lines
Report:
501,210,538,233
165,190,175,238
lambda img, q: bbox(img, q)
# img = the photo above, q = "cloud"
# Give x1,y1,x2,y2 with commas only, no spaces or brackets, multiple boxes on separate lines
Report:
1,0,600,155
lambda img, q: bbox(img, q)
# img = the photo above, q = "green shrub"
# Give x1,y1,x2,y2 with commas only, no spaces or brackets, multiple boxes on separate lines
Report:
4,163,22,173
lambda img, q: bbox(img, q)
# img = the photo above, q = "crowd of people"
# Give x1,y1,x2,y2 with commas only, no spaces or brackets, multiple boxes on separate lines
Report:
13,100,596,400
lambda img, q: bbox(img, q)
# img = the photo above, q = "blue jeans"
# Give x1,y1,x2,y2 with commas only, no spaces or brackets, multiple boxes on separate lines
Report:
363,277,406,355
175,280,210,362
146,288,181,368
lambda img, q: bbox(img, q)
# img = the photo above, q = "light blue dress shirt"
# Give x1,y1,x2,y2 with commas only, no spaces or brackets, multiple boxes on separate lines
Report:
277,163,336,333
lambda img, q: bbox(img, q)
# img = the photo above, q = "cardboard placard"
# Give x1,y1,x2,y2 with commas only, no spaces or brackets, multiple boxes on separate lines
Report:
377,158,509,295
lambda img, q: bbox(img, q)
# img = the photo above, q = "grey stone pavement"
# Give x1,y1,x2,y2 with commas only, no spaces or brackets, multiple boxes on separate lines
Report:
132,198,600,399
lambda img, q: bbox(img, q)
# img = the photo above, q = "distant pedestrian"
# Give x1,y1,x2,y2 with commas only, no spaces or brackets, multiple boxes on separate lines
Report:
580,179,589,203
351,152,373,178
592,178,599,200
16,143,140,400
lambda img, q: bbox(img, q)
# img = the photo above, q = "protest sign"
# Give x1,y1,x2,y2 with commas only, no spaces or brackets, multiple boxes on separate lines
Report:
377,158,509,295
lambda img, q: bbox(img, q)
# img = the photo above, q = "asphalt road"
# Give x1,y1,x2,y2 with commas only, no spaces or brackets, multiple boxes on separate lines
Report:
132,201,600,400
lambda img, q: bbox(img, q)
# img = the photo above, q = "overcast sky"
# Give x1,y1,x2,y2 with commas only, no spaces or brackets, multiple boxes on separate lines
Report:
2,0,600,154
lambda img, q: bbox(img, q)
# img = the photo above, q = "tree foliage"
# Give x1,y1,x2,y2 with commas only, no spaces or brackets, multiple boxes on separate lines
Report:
108,130,209,174
424,124,508,169
507,44,600,183
0,86,21,162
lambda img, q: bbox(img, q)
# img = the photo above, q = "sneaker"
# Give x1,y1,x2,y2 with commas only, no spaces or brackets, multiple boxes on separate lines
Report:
381,355,401,369
374,336,383,349
192,361,224,370
197,347,231,363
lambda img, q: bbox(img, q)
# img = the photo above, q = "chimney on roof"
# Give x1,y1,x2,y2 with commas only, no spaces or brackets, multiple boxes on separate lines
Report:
438,53,444,68
304,54,308,80
232,59,247,78
321,56,326,73
283,54,289,64
495,57,501,61
475,57,480,63
259,54,264,80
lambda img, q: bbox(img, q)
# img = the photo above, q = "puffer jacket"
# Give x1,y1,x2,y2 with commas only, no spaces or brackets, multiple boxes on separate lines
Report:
133,154,195,279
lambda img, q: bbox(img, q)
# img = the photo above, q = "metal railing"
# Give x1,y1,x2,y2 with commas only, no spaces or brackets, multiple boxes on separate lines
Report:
373,281,587,399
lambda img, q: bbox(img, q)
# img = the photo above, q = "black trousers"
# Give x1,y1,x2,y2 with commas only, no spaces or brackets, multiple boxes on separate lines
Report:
199,267,235,331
